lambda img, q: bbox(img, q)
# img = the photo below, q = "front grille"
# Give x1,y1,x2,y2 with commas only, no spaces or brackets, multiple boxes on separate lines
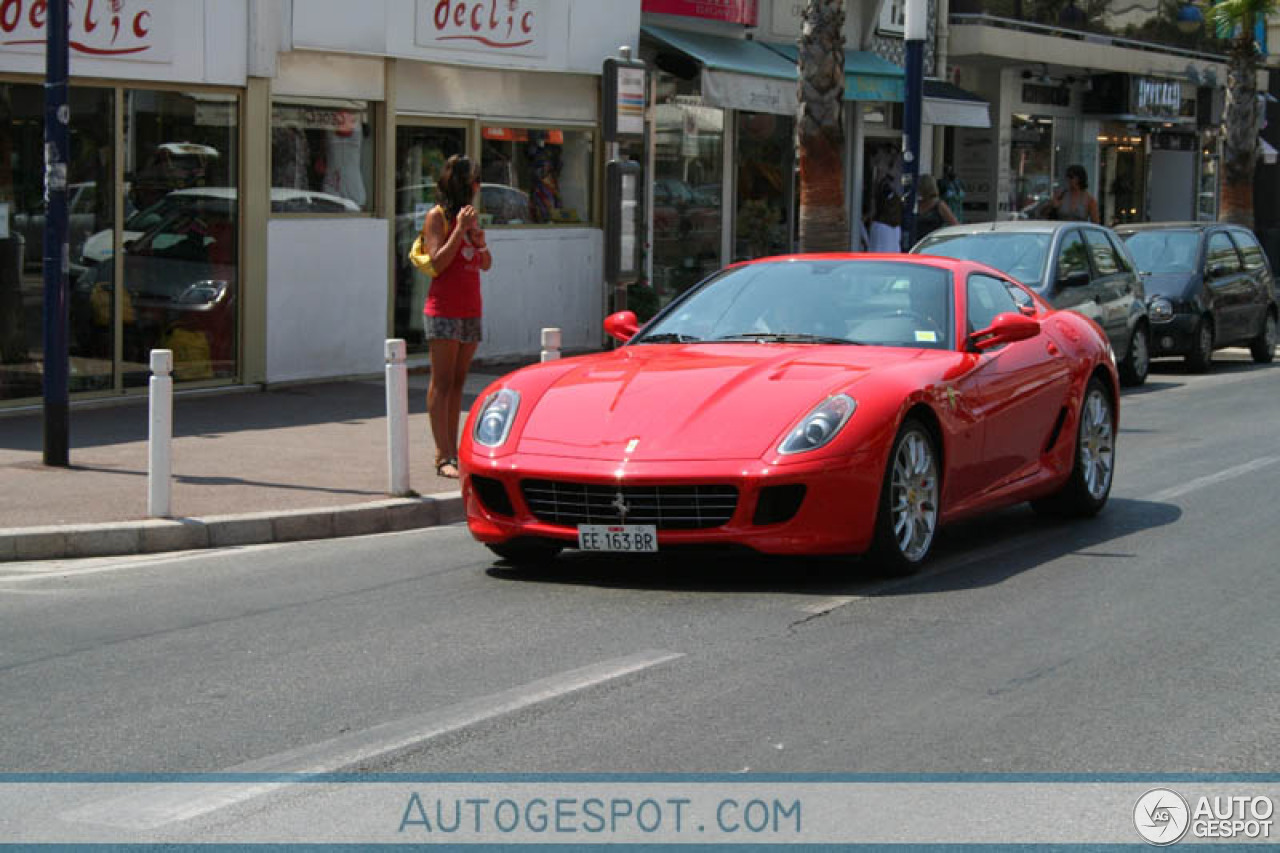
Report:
521,480,739,530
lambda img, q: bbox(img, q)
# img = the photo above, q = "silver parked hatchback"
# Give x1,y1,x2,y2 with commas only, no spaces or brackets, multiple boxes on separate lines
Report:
912,220,1150,386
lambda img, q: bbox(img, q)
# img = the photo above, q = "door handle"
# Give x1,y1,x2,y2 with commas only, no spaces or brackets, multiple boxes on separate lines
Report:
1046,340,1061,356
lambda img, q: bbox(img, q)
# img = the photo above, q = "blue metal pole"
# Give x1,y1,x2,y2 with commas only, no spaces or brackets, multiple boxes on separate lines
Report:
43,0,70,466
901,0,926,251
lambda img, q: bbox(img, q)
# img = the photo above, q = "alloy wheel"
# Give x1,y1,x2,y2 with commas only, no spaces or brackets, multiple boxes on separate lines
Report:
889,429,939,562
1079,387,1115,501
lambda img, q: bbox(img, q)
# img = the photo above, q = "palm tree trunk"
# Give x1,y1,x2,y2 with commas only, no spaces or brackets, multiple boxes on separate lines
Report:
797,0,849,252
1220,13,1259,228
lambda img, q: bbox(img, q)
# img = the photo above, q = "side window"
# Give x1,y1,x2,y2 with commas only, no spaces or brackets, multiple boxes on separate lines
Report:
1231,230,1268,272
968,273,1021,333
1082,229,1120,275
1207,231,1242,274
1055,230,1090,281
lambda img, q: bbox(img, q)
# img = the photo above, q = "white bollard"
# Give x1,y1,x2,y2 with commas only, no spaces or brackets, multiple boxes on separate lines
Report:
148,349,173,518
385,339,411,496
541,327,562,362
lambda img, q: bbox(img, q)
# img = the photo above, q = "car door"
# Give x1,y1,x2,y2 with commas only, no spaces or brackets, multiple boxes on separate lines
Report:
1204,229,1250,342
1228,228,1275,341
1045,228,1109,341
1082,227,1141,352
953,272,1073,496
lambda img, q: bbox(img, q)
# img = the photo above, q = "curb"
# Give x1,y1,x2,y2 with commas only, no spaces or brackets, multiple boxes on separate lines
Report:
0,492,465,563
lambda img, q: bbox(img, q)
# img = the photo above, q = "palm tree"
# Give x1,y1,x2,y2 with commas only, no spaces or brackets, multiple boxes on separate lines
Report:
1210,0,1277,228
796,0,848,251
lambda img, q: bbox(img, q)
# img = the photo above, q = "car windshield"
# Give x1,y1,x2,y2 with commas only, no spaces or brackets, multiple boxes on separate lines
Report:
915,232,1051,289
1120,229,1199,274
634,260,954,350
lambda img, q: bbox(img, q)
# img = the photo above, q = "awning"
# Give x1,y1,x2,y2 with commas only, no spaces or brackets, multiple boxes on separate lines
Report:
763,42,904,104
643,25,905,115
923,79,991,128
1261,137,1278,165
643,25,800,116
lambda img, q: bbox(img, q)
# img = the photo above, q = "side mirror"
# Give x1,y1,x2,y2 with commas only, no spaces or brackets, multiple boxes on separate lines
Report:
1058,270,1090,288
969,311,1041,351
603,310,639,343
1207,263,1231,279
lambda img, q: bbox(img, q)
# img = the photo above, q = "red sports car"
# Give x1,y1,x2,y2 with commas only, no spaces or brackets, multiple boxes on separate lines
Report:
461,254,1119,573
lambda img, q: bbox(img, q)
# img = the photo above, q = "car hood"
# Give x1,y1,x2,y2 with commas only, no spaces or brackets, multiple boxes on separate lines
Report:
1142,272,1196,300
513,344,940,462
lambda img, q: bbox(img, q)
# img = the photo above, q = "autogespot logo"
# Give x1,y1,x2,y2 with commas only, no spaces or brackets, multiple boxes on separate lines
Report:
1135,788,1191,846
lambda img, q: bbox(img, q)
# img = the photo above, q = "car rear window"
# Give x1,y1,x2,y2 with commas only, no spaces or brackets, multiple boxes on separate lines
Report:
1231,230,1268,272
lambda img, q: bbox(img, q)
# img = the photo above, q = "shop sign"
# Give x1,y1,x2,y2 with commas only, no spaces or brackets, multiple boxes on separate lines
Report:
642,0,759,27
1133,76,1181,118
0,0,169,61
416,0,548,58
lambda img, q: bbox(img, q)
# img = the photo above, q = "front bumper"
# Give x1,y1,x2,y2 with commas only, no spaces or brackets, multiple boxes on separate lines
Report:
461,450,884,556
1149,312,1199,357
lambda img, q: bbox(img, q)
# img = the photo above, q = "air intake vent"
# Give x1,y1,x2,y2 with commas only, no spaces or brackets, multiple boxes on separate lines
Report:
521,481,738,530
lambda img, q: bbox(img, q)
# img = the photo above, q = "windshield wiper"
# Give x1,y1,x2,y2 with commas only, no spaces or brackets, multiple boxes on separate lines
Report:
713,332,860,345
635,332,703,344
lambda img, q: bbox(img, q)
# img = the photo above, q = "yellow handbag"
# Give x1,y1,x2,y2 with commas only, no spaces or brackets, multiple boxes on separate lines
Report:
408,235,436,277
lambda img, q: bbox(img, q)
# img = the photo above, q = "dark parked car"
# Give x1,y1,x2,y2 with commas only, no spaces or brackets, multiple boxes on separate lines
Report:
912,221,1150,386
1116,222,1277,371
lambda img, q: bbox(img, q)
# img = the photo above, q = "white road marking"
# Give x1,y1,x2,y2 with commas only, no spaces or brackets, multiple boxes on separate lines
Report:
1146,456,1280,503
63,649,683,830
796,596,859,615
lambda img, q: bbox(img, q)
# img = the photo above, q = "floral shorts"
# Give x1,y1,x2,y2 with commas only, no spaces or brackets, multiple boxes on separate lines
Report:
424,315,483,343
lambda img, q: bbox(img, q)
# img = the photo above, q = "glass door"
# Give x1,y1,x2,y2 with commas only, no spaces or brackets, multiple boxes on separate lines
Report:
394,123,466,353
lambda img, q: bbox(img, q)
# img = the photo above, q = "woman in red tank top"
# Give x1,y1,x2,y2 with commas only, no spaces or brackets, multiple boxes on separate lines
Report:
420,155,492,479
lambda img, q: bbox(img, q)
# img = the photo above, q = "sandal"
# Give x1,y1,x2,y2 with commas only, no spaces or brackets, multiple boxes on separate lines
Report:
435,458,460,479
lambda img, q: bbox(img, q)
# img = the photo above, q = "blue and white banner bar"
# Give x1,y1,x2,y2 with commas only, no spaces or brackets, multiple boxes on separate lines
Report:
0,776,1277,846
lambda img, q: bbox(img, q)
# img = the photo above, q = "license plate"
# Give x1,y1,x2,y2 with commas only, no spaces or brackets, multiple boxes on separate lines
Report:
577,524,658,553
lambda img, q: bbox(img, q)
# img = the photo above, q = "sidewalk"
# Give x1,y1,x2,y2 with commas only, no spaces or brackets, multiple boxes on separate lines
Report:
0,368,512,562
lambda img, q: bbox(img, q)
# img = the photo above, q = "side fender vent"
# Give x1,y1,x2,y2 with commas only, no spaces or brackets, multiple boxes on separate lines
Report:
1043,407,1069,454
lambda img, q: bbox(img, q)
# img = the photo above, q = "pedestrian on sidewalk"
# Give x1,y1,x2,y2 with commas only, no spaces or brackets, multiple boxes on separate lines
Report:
420,154,492,479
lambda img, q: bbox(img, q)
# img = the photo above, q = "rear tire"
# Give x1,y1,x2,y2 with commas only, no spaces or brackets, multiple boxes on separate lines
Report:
487,541,563,566
867,418,940,576
1118,323,1150,387
1031,377,1115,518
1250,311,1277,364
1184,315,1214,373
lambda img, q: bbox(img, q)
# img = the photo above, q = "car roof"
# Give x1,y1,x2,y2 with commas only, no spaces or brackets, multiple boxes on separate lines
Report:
921,220,1095,238
165,186,360,209
1114,222,1227,234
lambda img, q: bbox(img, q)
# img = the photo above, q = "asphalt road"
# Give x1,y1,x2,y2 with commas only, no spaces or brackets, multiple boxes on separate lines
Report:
2,353,1277,789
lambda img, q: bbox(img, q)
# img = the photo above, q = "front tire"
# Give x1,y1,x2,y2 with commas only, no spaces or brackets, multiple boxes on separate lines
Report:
1118,323,1150,386
867,418,940,576
487,540,563,566
1184,315,1214,373
1250,311,1277,364
1031,377,1115,518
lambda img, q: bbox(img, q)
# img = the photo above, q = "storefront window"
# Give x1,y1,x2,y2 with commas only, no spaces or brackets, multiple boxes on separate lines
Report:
271,99,375,213
394,125,466,354
653,72,724,301
1010,114,1054,219
1,84,115,402
735,112,794,261
119,90,240,388
477,126,593,226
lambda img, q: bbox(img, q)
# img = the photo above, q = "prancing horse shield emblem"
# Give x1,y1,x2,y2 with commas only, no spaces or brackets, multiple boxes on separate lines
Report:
611,491,631,522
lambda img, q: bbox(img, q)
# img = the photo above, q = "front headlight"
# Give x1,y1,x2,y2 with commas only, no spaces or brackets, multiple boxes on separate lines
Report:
1148,295,1174,322
778,394,856,455
473,388,520,448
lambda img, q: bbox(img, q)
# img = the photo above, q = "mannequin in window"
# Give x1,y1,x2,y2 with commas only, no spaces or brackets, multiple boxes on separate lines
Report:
320,110,367,207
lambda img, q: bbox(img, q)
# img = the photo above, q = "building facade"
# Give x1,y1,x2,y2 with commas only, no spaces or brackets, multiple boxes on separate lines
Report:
0,0,638,406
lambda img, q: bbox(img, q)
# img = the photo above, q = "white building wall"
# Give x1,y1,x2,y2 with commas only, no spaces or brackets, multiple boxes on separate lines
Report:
0,0,247,85
266,219,391,383
482,229,605,360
